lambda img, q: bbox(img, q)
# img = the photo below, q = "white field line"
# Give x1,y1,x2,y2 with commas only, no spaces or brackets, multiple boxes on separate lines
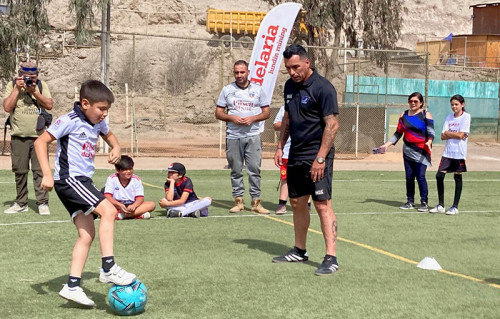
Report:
0,179,499,185
238,179,500,183
1,209,499,227
470,155,500,161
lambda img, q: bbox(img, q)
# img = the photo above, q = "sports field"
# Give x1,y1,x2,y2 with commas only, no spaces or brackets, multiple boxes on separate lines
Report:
1,169,499,318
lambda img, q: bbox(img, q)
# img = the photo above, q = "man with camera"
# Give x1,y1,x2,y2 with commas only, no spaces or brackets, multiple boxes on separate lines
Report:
3,61,53,215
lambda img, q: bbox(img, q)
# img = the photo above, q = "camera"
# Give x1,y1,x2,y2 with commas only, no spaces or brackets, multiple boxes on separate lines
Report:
372,147,386,154
23,76,34,87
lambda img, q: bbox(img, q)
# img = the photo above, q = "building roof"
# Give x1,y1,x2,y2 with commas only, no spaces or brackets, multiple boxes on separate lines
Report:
470,2,500,7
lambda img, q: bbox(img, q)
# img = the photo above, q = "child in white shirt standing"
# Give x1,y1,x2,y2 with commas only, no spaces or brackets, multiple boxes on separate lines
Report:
430,94,471,215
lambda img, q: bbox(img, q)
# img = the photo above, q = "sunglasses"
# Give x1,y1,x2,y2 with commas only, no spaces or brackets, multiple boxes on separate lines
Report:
21,67,37,72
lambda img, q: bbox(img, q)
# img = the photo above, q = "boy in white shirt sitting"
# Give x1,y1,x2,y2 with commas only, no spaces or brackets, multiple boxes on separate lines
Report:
104,155,155,220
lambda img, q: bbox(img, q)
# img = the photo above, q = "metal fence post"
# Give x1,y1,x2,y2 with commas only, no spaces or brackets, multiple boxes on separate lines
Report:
164,72,168,126
219,48,224,157
132,34,138,156
125,83,129,123
424,52,429,108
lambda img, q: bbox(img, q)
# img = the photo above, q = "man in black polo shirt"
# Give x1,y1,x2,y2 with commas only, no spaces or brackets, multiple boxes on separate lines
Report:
272,44,340,275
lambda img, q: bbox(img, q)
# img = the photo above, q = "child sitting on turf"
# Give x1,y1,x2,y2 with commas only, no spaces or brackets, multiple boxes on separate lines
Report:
103,155,156,220
34,80,136,307
158,162,211,218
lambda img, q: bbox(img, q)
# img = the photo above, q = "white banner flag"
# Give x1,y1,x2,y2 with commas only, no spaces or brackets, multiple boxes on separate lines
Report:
248,2,302,106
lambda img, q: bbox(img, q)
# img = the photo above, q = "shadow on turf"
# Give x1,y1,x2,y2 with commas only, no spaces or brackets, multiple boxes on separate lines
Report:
361,198,403,208
212,199,277,211
233,239,321,268
485,278,500,285
31,272,111,311
3,198,39,212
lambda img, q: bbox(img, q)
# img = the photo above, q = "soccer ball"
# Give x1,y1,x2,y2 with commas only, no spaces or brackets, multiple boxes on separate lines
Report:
108,279,147,316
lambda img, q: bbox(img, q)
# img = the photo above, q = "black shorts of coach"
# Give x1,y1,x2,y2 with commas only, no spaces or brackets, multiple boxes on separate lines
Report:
54,176,106,221
438,156,467,173
287,158,333,201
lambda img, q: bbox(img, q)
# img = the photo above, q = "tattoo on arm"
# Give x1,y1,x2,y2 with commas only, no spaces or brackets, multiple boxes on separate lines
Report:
332,220,338,244
321,114,339,151
279,114,290,146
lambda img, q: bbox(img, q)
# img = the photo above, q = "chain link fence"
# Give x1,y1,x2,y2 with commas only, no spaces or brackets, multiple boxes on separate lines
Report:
1,26,499,158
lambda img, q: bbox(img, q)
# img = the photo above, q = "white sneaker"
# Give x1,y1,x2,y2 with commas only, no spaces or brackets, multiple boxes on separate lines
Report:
99,264,136,285
38,204,50,215
134,212,150,219
4,203,28,214
58,284,95,307
429,205,445,214
446,206,459,215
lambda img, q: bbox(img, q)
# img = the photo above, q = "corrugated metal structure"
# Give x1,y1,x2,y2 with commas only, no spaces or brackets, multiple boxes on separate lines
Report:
344,76,499,144
471,2,500,34
415,3,500,67
451,34,500,67
415,40,451,65
416,34,500,67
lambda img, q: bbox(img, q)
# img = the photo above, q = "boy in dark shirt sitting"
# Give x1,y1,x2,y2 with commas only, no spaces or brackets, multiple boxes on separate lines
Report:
158,162,211,218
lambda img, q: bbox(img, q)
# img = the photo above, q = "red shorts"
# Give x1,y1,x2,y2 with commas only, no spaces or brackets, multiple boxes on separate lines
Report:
280,158,288,180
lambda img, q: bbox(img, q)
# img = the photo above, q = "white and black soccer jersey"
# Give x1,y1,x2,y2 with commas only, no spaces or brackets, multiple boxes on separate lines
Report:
442,112,471,159
104,173,145,206
216,82,268,139
47,103,110,180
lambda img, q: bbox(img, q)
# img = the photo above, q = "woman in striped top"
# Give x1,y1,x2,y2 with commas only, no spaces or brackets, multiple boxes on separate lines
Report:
380,92,435,212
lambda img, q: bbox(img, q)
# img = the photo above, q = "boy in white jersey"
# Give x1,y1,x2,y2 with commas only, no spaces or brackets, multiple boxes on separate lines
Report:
104,155,155,220
430,94,471,215
34,80,136,307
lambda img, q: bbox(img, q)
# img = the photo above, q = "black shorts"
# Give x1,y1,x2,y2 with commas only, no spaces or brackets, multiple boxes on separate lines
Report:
54,176,106,221
287,158,333,201
438,157,467,173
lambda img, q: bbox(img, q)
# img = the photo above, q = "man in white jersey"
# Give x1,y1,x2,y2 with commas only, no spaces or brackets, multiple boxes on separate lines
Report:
430,94,471,215
215,60,270,214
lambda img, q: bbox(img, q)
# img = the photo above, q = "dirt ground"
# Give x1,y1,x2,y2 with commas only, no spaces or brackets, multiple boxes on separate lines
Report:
2,141,497,171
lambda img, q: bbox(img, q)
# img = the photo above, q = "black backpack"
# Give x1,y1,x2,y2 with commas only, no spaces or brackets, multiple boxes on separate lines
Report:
2,80,52,155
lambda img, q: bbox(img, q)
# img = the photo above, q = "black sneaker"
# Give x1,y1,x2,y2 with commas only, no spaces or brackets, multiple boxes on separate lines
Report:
314,255,339,276
272,247,308,263
167,209,181,218
187,210,200,218
417,202,429,212
399,202,415,210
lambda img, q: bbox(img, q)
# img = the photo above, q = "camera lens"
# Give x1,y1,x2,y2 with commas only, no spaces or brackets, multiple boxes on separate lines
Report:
23,76,33,87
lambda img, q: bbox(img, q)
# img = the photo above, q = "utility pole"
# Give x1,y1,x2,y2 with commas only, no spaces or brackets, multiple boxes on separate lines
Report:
100,0,111,153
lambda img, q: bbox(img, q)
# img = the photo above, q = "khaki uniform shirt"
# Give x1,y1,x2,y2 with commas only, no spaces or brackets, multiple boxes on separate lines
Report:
3,80,52,138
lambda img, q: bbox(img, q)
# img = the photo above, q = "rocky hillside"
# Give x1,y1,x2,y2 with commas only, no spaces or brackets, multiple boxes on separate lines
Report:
46,0,473,49
32,0,477,123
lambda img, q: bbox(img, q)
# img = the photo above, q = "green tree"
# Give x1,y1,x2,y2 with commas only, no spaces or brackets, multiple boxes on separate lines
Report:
0,0,51,80
361,0,403,72
68,0,106,44
262,0,402,77
0,0,107,81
